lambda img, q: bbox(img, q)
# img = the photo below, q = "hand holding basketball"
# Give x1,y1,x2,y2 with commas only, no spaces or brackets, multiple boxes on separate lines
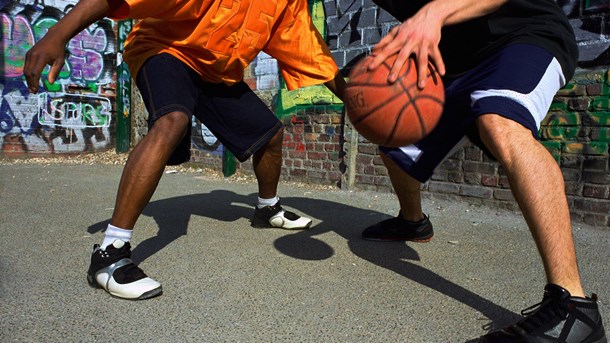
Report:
345,54,444,147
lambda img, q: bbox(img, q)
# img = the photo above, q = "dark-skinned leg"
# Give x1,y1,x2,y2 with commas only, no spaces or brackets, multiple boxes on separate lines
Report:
250,129,312,229
252,129,283,199
87,111,189,300
111,111,190,230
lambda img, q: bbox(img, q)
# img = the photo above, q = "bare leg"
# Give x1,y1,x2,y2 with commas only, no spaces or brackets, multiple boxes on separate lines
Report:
253,129,283,199
111,111,190,230
477,114,584,297
381,152,425,222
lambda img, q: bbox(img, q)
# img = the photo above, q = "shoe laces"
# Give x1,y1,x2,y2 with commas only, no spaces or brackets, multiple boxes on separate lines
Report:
518,293,569,331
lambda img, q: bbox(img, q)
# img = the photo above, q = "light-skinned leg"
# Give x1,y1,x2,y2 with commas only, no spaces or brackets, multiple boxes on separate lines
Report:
476,113,585,297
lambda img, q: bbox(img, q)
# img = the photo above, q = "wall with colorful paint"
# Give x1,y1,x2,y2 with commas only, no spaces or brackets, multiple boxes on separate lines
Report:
1,0,608,226
326,0,610,226
236,0,610,226
1,0,119,154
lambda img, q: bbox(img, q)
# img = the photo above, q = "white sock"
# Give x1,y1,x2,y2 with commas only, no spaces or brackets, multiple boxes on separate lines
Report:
101,224,133,249
257,196,279,209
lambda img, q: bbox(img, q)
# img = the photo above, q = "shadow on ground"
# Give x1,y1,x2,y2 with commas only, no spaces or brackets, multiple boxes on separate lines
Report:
88,190,521,340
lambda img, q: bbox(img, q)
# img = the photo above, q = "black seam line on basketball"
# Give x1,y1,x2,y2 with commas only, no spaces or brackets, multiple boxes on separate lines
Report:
350,91,405,125
417,94,445,105
386,84,417,145
384,98,422,145
414,93,445,134
396,79,427,139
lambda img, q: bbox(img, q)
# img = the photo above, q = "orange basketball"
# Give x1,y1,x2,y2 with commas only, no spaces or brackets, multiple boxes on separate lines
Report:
345,54,444,147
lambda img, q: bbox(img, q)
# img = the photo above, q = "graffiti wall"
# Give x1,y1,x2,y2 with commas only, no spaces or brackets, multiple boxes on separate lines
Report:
1,0,117,154
323,0,610,71
562,0,610,65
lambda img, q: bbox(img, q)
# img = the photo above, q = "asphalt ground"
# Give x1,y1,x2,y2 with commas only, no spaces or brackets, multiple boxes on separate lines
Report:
1,163,608,342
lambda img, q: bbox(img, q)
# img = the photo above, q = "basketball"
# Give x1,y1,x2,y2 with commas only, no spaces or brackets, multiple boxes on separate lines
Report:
345,54,444,147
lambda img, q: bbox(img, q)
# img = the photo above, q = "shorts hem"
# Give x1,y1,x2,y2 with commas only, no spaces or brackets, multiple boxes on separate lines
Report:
232,121,284,162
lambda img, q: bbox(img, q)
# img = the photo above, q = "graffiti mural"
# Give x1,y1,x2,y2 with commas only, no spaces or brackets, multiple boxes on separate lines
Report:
566,0,610,65
191,119,223,156
1,0,117,154
323,0,610,69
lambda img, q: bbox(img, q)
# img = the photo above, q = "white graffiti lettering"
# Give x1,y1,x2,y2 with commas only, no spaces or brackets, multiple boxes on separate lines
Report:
38,93,112,128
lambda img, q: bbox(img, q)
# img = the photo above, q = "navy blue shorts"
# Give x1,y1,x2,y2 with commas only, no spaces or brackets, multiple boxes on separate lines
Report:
136,53,283,165
380,44,566,182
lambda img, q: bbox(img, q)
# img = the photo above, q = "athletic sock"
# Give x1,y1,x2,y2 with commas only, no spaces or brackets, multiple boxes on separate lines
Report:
257,196,279,209
101,224,133,249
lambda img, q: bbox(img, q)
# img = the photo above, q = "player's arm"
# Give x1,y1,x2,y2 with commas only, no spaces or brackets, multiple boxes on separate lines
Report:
24,0,126,93
324,72,347,102
369,0,508,88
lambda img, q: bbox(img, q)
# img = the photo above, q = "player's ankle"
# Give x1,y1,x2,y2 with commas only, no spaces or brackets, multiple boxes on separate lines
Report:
399,211,425,223
550,280,585,297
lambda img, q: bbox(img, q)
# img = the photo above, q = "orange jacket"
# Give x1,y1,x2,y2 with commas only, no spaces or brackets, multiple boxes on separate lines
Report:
112,0,339,89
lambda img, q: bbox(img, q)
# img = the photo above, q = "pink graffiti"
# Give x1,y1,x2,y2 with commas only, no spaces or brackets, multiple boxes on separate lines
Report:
2,14,34,78
1,13,111,83
67,28,108,82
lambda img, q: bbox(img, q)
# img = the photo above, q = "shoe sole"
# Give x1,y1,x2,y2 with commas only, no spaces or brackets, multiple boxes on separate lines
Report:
284,221,313,230
251,221,313,230
111,287,163,300
87,274,163,300
251,215,313,230
361,234,433,243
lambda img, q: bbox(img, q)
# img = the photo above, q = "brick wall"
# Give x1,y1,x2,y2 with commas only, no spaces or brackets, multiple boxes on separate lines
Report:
280,106,346,184
543,72,610,226
317,0,609,227
13,0,604,227
180,1,610,227
263,0,609,227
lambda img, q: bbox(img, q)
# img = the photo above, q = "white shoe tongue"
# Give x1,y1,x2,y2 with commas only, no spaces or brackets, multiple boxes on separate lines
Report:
112,239,126,249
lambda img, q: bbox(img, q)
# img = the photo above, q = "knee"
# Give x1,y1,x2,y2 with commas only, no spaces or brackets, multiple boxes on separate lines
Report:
149,112,190,140
476,114,536,164
266,129,284,154
253,129,283,163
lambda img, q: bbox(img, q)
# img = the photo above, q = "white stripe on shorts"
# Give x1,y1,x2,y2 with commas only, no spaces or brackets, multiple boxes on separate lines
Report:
470,57,565,129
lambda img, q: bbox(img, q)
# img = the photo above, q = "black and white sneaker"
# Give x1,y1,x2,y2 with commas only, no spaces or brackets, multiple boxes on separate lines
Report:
251,201,312,230
480,284,607,343
87,240,162,300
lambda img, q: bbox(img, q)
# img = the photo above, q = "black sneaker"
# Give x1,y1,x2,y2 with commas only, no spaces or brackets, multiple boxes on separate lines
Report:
361,213,434,242
87,240,162,300
480,284,607,343
251,201,312,230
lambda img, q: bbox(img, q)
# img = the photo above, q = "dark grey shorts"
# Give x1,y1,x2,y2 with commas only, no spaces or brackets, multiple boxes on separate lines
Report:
380,44,565,182
136,53,283,165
